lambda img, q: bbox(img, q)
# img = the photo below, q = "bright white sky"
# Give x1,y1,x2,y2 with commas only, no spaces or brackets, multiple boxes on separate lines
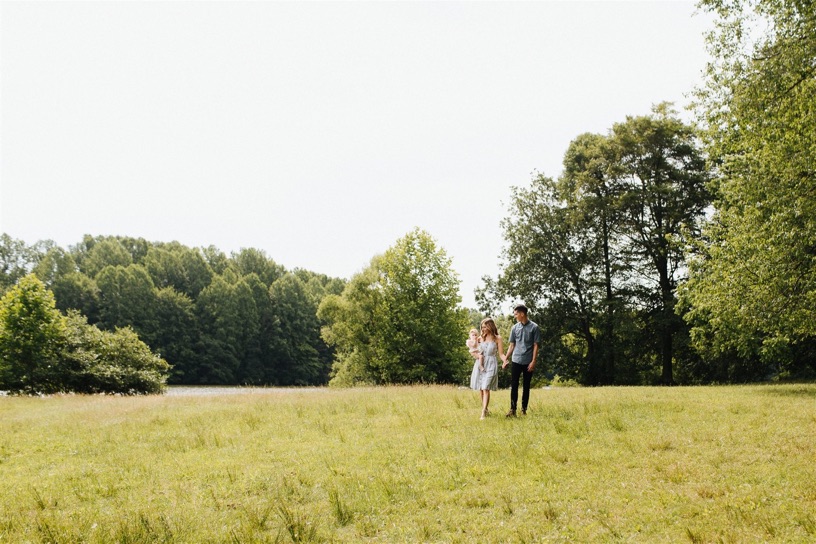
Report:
1,1,712,309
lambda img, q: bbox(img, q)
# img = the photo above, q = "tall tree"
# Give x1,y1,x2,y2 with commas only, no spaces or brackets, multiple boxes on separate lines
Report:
0,275,66,393
230,248,285,286
52,273,101,324
319,229,469,385
144,244,213,299
560,133,624,384
682,0,816,376
0,234,36,293
80,239,133,278
32,245,77,287
268,273,326,385
487,110,709,385
95,264,157,339
150,287,197,384
610,104,710,384
487,174,607,384
194,272,257,384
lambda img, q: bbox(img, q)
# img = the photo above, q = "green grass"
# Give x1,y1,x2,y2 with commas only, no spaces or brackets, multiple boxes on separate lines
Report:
1,384,814,543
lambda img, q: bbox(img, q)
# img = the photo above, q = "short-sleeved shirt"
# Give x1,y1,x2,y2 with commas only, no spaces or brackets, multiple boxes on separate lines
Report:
509,320,540,365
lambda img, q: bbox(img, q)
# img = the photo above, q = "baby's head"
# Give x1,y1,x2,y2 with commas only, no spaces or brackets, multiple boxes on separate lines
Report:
469,328,479,339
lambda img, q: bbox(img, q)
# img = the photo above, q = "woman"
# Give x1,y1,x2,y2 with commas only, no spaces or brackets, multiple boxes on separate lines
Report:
469,318,505,419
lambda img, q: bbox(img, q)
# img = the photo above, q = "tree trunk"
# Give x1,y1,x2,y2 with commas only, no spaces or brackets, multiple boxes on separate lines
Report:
658,257,675,385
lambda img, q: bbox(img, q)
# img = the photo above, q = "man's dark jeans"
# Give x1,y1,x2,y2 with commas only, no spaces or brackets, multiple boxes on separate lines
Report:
510,362,532,411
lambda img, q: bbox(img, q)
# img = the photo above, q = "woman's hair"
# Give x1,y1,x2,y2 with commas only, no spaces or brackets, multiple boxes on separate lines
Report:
480,318,499,339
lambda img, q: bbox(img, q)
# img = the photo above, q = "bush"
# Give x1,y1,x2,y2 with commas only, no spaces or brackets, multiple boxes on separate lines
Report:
0,275,169,395
61,311,170,394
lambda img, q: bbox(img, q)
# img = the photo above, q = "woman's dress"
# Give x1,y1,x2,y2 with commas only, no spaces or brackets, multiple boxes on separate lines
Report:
469,340,499,391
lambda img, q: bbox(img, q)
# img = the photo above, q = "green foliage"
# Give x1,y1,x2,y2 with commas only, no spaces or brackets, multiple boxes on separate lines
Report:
0,235,345,387
610,104,711,384
682,0,816,378
51,272,101,323
268,273,326,385
79,238,134,278
194,275,252,384
143,244,213,299
0,233,39,293
96,264,157,335
31,245,77,287
150,287,197,384
319,229,470,385
0,276,168,394
486,107,710,385
0,275,66,393
230,247,285,286
61,310,169,394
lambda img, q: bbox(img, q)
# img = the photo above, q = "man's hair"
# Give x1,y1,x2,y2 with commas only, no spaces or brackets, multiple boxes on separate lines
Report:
513,303,528,314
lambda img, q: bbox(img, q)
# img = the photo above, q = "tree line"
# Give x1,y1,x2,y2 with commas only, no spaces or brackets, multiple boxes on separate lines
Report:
0,234,345,387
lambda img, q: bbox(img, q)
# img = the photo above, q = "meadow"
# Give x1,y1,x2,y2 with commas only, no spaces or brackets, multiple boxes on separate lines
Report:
1,384,814,543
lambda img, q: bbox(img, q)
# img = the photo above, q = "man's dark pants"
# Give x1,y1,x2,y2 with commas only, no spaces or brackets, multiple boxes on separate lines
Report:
510,362,532,412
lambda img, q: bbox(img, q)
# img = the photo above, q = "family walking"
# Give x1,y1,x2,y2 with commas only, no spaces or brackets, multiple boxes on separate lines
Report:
469,303,540,419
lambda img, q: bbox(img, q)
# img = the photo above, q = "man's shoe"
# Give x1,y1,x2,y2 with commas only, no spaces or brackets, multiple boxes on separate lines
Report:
521,409,527,416
505,409,516,418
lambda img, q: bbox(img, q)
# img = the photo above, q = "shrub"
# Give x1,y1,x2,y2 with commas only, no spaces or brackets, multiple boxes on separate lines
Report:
61,311,169,394
0,274,169,395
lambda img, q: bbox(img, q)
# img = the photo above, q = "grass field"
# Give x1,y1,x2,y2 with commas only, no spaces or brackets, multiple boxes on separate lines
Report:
1,384,814,543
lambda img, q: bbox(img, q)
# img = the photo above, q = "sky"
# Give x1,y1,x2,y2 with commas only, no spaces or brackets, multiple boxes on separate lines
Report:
1,1,713,309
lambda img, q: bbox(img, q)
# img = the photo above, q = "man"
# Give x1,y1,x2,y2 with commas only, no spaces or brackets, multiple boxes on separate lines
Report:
501,303,540,417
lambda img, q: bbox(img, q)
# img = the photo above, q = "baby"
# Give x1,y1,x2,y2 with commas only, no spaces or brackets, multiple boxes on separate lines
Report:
467,328,484,371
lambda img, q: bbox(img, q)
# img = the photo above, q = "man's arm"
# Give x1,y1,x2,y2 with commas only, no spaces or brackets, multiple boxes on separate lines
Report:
503,343,514,369
528,342,539,372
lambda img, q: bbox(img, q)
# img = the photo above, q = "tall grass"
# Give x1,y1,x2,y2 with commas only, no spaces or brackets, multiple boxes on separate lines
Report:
1,385,814,542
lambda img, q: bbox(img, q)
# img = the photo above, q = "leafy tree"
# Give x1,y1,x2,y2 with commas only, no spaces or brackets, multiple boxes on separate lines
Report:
61,310,169,394
230,248,285,286
609,104,710,384
268,273,326,385
144,244,213,299
194,272,254,384
0,234,36,293
80,238,133,278
318,265,383,385
32,245,77,287
235,273,271,384
51,272,101,324
485,107,709,385
0,275,66,393
560,133,626,384
149,287,197,384
201,245,230,275
177,246,214,298
0,276,168,394
96,264,157,337
319,229,469,385
144,246,185,291
487,174,606,384
682,0,816,378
